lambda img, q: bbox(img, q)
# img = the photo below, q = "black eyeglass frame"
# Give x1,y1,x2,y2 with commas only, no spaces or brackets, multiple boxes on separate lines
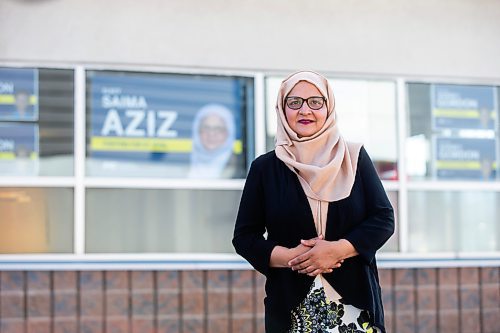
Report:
284,96,326,110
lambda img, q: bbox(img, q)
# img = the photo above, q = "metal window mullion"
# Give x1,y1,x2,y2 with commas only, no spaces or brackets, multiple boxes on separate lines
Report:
254,73,266,158
74,66,86,255
396,78,409,253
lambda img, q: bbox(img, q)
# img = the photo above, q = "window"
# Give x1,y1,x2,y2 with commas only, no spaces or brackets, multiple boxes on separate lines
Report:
86,188,241,253
266,77,398,180
0,68,74,176
407,83,499,181
0,187,73,253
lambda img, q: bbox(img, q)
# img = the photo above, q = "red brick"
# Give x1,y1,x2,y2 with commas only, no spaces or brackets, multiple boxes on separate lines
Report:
27,271,50,290
480,267,499,283
394,268,415,286
417,268,437,285
106,292,129,316
1,293,24,318
207,318,229,333
481,284,499,308
79,318,104,333
157,291,179,316
231,270,253,288
207,290,229,315
182,290,204,315
53,319,78,333
207,270,229,289
461,309,481,332
378,268,392,287
482,308,500,333
1,271,24,290
156,271,179,289
232,290,253,314
27,319,51,333
416,313,437,333
417,288,437,310
106,271,129,290
231,317,253,333
27,293,51,317
131,271,153,290
181,270,204,289
80,271,104,290
460,267,479,284
395,313,416,333
54,292,77,317
439,310,459,333
131,318,154,333
183,318,204,333
81,291,104,316
106,318,129,333
131,292,154,316
0,319,25,333
438,268,458,285
53,271,77,290
157,318,180,332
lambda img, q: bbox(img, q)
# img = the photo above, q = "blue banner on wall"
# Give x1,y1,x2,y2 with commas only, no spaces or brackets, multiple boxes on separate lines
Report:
431,84,497,130
0,68,39,121
88,71,249,178
434,136,497,180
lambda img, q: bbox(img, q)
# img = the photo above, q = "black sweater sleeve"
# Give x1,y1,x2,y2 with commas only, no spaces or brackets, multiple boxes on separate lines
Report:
232,157,277,276
344,147,395,264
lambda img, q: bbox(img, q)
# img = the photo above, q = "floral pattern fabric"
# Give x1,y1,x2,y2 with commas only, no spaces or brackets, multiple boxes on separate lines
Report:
289,276,380,333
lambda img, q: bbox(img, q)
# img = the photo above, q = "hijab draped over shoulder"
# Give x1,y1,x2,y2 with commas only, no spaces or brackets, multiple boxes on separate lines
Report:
275,71,362,202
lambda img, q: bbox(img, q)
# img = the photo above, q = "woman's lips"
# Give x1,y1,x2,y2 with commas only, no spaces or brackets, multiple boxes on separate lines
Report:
298,119,314,124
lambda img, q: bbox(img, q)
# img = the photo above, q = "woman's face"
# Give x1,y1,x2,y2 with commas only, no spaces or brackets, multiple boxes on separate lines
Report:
199,114,229,150
284,81,328,138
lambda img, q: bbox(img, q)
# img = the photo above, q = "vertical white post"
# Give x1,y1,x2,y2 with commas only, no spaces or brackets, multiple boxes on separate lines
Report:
254,73,267,158
74,66,86,255
396,78,409,253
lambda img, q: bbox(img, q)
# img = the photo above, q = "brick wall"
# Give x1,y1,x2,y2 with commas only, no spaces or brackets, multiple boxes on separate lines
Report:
0,267,498,333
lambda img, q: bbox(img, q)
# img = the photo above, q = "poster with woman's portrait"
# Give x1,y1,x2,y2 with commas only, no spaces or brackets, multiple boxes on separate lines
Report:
86,71,252,179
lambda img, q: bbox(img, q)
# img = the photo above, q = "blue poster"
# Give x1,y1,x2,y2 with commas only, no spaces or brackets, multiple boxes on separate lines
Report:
431,84,497,130
434,136,497,180
0,123,39,159
88,71,249,178
0,68,39,121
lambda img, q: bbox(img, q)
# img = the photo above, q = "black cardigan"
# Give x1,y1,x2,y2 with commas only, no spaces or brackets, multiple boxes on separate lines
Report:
232,147,395,332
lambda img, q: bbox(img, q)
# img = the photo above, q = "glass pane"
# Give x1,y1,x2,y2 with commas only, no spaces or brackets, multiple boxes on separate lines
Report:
86,71,253,179
407,83,499,180
379,191,399,252
408,191,500,252
86,189,241,253
266,77,398,180
0,67,74,176
0,187,73,253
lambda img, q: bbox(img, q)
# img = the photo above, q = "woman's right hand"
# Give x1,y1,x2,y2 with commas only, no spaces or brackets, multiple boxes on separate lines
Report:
288,236,334,274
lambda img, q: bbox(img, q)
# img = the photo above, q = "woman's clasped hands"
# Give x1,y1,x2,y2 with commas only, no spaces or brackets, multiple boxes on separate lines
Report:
287,235,346,277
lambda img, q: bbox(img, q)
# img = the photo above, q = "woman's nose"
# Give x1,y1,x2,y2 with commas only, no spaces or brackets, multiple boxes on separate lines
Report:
298,106,312,115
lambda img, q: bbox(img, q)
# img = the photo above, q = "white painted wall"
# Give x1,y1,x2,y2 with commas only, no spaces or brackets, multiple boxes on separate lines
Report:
1,0,499,79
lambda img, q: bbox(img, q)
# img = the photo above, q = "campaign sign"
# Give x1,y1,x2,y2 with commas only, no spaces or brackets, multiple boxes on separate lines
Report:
434,136,497,180
431,84,497,130
88,72,247,176
0,68,38,121
0,123,39,175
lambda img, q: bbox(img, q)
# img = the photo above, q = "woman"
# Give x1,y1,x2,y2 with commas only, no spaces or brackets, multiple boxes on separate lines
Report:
188,103,242,179
232,71,394,332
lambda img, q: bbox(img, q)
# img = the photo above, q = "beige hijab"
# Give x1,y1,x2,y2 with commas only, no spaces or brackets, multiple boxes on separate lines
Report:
275,71,362,202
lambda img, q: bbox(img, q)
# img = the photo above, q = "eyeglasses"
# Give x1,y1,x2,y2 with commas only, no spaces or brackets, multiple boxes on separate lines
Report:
285,96,325,110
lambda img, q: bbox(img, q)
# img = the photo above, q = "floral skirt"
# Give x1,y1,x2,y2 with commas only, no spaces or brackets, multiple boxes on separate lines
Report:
289,276,380,333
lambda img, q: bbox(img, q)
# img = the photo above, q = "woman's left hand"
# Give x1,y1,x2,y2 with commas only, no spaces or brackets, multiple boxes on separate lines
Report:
288,239,352,276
